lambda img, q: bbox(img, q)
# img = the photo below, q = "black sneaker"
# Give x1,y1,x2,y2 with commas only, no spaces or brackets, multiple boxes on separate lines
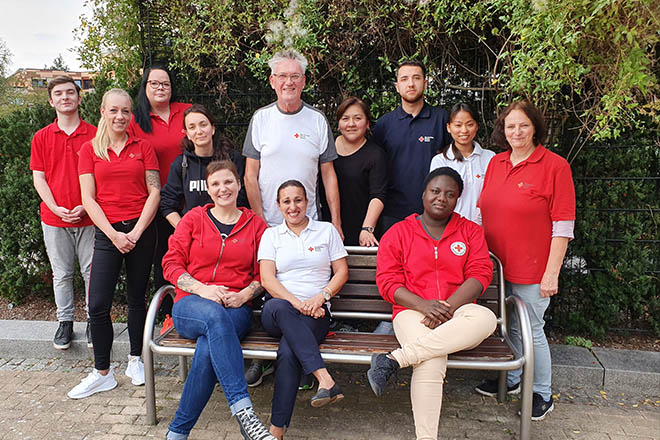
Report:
475,379,521,397
86,321,93,348
299,373,316,390
367,353,399,396
53,321,73,350
530,393,554,421
245,360,275,387
235,406,277,440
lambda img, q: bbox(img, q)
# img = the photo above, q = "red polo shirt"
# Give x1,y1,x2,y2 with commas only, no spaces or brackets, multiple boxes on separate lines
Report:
78,138,160,224
30,119,97,227
479,145,575,284
128,101,191,185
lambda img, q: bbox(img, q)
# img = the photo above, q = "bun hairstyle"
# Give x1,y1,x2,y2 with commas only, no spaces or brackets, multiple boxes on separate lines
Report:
92,88,132,161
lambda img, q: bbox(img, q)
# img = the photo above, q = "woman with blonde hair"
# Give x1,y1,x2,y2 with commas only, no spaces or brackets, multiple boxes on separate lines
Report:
68,88,161,399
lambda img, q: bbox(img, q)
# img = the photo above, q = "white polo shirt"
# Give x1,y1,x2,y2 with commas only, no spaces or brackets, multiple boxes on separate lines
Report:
429,142,495,224
258,219,347,301
243,101,337,226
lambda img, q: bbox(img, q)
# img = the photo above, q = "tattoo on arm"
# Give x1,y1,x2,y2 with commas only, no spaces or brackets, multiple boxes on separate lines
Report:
247,281,264,300
177,273,198,294
146,170,161,190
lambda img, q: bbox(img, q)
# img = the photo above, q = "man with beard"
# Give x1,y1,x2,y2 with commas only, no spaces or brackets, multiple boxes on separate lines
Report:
372,60,450,232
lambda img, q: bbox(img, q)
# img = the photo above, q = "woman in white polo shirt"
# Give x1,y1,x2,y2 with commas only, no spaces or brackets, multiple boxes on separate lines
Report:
258,180,348,439
429,102,495,224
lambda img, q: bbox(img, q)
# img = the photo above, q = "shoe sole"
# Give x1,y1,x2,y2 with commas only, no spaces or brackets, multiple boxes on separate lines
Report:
67,379,117,399
53,341,71,350
475,384,521,397
246,364,275,387
310,393,344,408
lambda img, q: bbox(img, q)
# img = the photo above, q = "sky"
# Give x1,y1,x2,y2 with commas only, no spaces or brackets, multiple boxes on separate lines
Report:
0,0,92,74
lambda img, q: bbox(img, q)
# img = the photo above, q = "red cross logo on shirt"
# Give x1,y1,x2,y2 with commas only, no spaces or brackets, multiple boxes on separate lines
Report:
294,133,300,138
418,136,424,142
308,247,314,252
450,241,467,256
476,174,482,179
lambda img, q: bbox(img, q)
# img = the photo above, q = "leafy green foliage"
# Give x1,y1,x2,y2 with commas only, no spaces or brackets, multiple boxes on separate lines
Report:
564,336,593,349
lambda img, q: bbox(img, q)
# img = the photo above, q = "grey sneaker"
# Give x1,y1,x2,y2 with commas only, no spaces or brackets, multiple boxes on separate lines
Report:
245,360,275,387
235,406,277,440
367,353,399,396
53,321,73,350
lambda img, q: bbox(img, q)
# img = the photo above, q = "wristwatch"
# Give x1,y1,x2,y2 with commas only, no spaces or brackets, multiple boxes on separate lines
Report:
321,287,333,301
361,226,375,234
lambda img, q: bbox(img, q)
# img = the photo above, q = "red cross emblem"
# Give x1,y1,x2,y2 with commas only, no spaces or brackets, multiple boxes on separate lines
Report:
294,133,300,138
450,241,467,256
418,136,424,142
308,247,314,252
476,174,482,179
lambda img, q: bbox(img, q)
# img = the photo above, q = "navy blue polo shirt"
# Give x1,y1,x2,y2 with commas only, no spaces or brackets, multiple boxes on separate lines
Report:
372,103,450,219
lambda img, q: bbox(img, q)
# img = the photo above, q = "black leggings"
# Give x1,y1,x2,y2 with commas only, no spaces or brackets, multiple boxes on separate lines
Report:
88,219,156,370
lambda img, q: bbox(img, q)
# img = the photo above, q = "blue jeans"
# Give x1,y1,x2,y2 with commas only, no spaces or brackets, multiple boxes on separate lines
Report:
168,294,253,437
505,281,552,400
261,298,330,428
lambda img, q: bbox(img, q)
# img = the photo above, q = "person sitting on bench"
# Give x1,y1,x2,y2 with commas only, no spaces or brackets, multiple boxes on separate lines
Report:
367,167,498,440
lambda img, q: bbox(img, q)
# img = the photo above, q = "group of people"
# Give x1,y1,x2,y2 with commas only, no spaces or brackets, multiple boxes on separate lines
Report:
30,48,575,440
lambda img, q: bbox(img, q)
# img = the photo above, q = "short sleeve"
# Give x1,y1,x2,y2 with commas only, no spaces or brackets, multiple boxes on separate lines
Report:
257,227,277,261
141,140,160,171
319,119,337,163
549,160,576,221
78,142,95,175
242,115,261,160
327,224,348,261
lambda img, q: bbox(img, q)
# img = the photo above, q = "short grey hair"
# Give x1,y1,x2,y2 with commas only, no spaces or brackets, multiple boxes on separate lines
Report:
268,49,308,74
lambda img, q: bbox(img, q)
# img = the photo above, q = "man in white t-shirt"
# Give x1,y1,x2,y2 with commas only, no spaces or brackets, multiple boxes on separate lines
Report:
243,49,342,236
242,49,344,388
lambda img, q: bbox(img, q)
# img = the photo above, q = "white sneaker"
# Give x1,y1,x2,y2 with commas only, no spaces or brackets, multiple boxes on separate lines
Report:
67,368,117,399
125,355,145,386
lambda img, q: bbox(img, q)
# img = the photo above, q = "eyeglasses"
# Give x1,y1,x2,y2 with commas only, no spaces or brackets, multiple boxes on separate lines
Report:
147,80,172,90
272,73,304,82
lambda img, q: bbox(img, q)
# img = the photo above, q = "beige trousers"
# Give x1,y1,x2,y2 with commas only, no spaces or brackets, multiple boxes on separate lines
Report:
391,304,497,440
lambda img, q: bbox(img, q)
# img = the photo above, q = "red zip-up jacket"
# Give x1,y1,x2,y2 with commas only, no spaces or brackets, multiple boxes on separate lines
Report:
163,204,268,303
376,213,493,319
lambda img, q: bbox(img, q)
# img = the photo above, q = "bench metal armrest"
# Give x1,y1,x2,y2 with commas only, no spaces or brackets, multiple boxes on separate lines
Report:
143,284,175,425
504,294,535,440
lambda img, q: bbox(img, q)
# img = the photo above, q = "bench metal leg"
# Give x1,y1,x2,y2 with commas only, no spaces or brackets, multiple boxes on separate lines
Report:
497,370,507,403
144,345,157,425
178,356,188,382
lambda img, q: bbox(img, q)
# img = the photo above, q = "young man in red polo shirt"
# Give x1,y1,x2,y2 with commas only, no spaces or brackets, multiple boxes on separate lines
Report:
30,76,97,350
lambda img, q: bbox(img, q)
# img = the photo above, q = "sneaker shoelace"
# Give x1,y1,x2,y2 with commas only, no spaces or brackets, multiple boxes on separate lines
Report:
238,408,272,439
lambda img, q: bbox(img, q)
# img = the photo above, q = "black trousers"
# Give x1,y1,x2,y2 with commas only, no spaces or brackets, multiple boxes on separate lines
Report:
153,213,174,315
88,219,156,370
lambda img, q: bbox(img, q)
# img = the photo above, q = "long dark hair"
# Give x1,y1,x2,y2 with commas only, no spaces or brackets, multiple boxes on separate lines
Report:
134,65,178,133
442,102,480,163
182,104,234,161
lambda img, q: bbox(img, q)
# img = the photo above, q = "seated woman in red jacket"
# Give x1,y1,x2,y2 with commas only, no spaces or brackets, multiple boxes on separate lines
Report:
368,167,498,440
161,160,275,440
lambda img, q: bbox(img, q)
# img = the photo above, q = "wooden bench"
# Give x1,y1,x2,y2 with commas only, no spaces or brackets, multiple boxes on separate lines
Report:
143,247,534,439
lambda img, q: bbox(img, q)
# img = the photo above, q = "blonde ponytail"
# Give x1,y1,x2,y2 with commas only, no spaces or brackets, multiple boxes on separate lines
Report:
92,88,132,161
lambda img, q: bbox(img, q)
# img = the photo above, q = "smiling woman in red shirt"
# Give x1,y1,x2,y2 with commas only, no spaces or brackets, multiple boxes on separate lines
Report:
129,66,192,303
476,100,576,421
68,88,161,400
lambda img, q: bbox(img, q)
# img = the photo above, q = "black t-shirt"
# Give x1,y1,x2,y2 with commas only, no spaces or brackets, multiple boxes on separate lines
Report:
334,139,387,246
207,210,236,237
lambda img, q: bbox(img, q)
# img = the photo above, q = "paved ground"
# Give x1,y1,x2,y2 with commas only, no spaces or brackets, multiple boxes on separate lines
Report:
0,358,657,440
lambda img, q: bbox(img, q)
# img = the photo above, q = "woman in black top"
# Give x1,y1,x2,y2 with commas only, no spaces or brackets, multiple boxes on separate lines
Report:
334,97,387,246
160,104,246,228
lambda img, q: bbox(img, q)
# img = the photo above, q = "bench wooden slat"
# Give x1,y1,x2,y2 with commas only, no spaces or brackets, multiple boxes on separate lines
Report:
347,268,377,282
158,329,513,361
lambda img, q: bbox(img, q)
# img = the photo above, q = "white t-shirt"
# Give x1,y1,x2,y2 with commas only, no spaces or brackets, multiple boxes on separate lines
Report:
243,101,337,226
258,219,347,302
429,142,495,224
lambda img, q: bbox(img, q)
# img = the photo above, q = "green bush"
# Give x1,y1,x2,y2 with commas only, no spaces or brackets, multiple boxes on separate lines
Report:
0,103,55,303
553,134,660,338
